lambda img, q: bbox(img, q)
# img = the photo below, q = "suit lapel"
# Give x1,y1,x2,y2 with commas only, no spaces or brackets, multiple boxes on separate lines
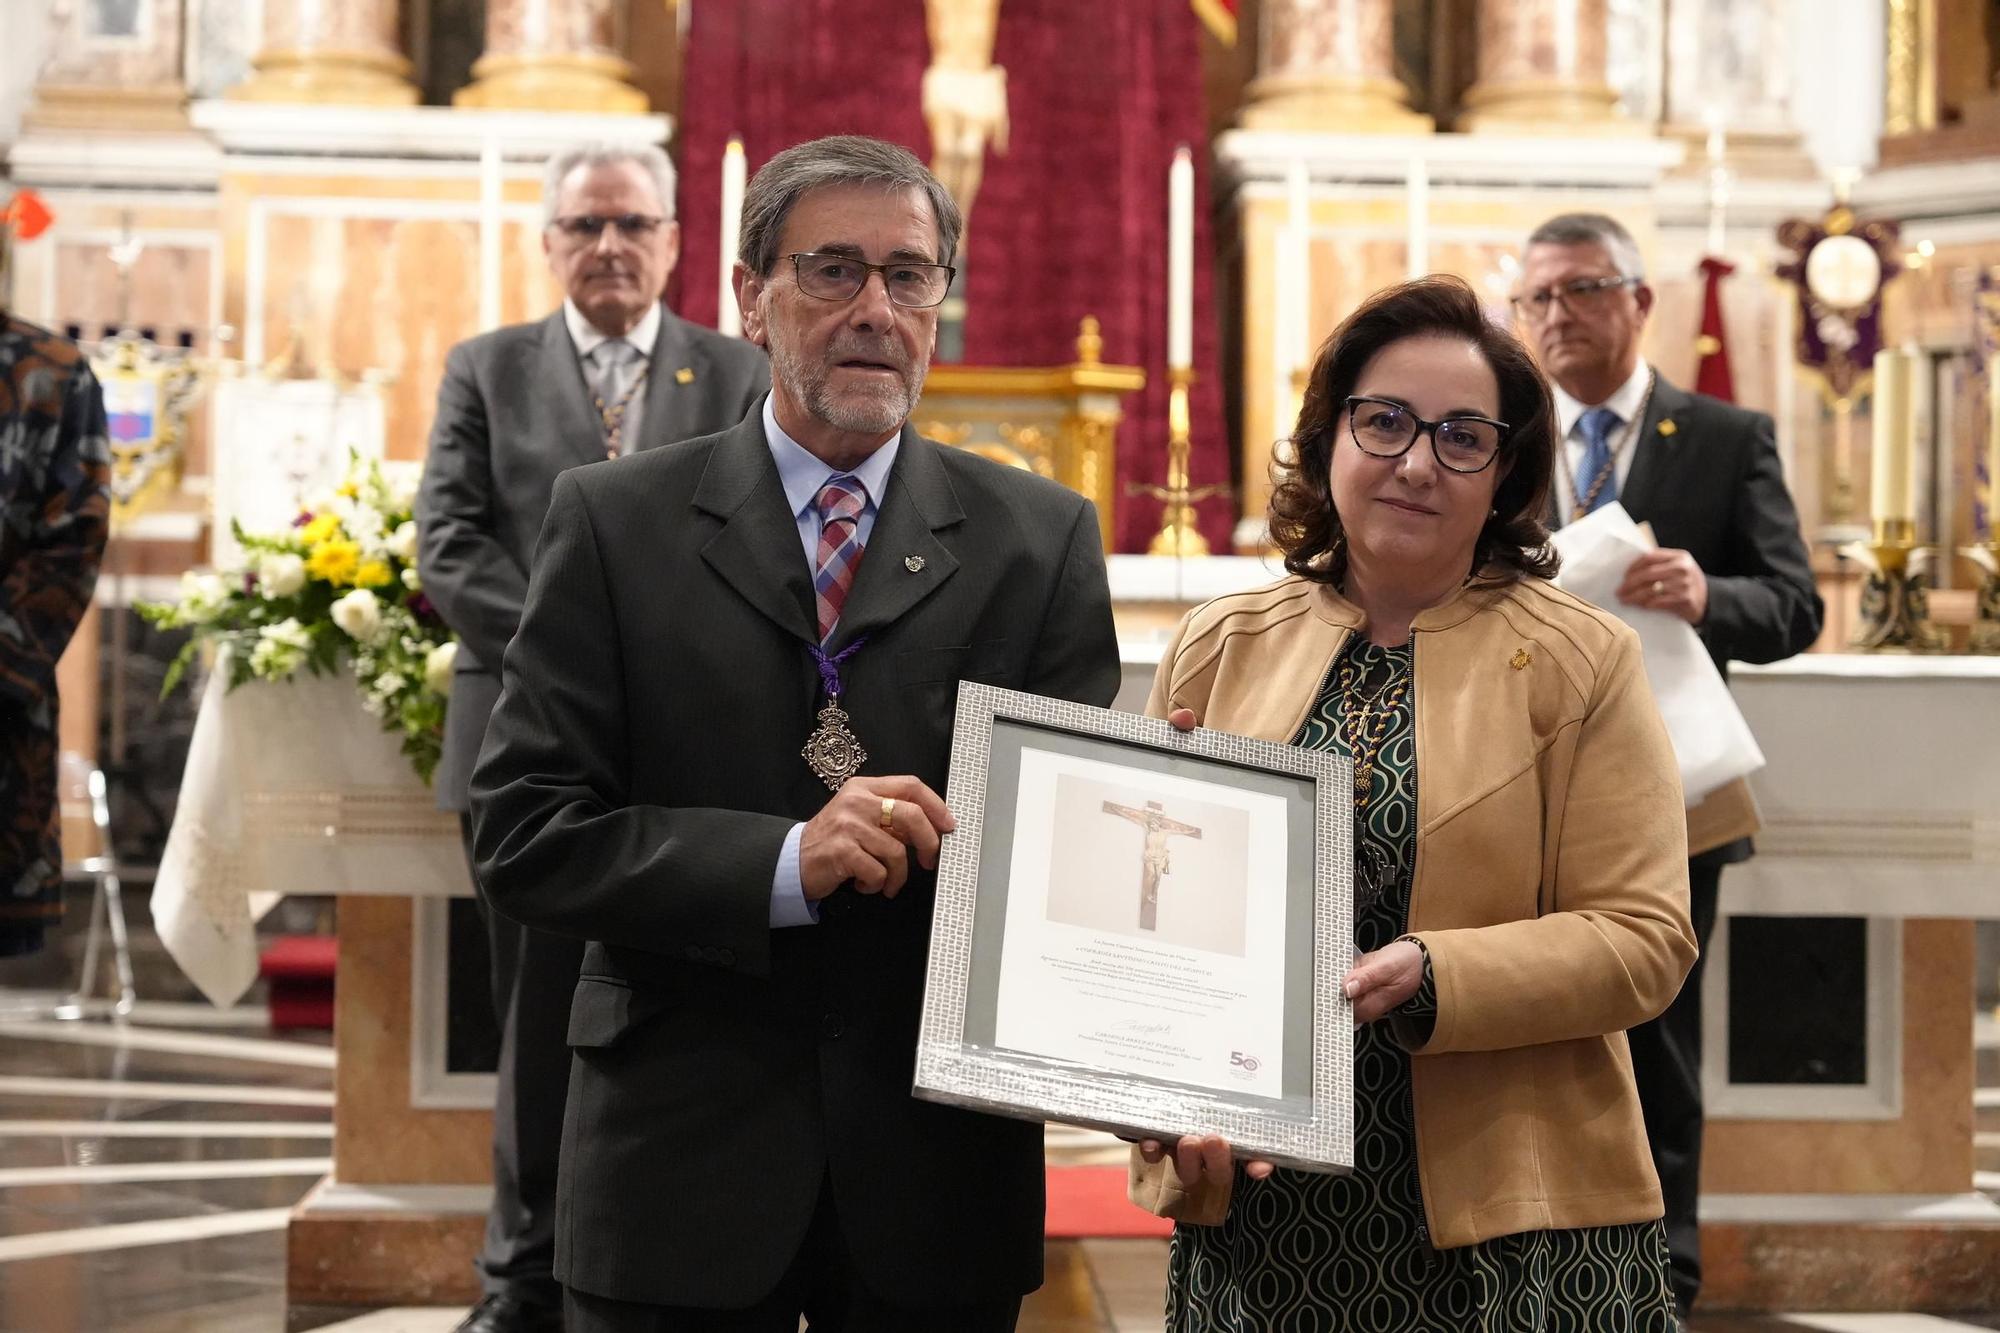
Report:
695,414,818,647
636,308,696,454
1620,372,1691,523
541,312,609,469
826,427,964,653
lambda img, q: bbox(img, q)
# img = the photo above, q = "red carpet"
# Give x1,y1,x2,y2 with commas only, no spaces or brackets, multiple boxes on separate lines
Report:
1044,1166,1172,1238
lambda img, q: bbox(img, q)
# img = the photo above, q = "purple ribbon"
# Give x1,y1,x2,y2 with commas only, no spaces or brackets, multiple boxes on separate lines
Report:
808,636,867,700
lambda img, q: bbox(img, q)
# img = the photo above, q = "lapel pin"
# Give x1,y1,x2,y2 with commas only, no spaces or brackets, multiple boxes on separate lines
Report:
1510,648,1531,670
904,555,926,573
1657,419,1677,437
674,367,695,384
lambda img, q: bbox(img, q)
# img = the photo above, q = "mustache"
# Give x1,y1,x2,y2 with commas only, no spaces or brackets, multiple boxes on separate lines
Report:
826,336,908,369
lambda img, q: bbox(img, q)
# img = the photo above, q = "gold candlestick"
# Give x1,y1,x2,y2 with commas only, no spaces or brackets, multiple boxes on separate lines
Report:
1962,541,2000,654
1133,369,1230,558
1845,518,1947,652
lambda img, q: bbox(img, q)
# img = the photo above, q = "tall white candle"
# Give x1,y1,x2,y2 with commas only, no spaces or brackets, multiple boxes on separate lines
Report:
718,136,747,338
1280,159,1309,402
1988,352,2000,538
1168,145,1193,372
1871,348,1913,524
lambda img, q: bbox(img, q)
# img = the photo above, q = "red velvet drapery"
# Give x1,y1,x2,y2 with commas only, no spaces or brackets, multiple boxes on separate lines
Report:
673,1,1232,553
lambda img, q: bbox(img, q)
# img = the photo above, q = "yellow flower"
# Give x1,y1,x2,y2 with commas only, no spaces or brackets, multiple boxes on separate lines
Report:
353,560,394,589
299,513,342,547
336,481,360,499
307,539,361,586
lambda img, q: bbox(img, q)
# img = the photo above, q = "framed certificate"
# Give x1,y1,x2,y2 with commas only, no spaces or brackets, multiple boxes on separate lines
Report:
915,683,1355,1173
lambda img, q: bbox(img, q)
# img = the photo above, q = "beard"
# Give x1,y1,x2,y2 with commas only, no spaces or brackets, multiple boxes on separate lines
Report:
767,323,929,438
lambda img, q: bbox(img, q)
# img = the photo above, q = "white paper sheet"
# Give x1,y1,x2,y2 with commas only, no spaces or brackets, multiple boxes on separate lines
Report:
1550,504,1765,802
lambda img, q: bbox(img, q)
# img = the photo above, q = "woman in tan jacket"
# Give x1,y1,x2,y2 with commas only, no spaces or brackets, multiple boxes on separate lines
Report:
1133,277,1695,1331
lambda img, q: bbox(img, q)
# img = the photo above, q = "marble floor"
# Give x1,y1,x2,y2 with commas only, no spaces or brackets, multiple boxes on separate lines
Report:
0,929,1996,1332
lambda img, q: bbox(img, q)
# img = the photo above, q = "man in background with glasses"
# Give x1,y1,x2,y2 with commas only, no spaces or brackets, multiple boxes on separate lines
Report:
1515,211,1822,1328
471,135,1118,1331
419,141,769,1333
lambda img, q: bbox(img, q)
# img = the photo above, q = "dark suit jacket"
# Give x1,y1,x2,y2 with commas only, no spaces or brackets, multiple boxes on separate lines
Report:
1567,372,1823,867
416,305,769,811
469,412,1121,1307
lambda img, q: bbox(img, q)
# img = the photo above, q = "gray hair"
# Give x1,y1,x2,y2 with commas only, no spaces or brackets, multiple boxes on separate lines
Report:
737,135,963,277
1525,212,1646,283
542,142,677,225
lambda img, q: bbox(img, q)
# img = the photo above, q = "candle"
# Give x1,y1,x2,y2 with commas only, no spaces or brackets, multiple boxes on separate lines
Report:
1280,159,1309,411
1167,145,1193,372
718,136,747,338
1988,352,2000,538
1871,348,1913,524
1405,156,1429,279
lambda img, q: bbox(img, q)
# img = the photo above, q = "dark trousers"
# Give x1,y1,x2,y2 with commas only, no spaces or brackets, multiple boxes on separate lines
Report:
563,1177,1023,1333
462,814,581,1311
1628,859,1723,1319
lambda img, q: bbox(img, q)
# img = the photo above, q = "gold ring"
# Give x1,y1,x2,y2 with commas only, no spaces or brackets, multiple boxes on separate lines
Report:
880,797,896,830
1651,580,1666,595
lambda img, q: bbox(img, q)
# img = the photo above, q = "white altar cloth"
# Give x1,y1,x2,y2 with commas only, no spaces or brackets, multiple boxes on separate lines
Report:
153,667,467,1007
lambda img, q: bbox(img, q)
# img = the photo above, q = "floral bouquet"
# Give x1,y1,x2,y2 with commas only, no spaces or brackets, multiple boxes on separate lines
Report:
139,453,457,784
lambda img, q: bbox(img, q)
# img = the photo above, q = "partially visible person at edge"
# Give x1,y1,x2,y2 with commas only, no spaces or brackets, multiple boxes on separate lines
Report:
1129,276,1696,1333
1517,210,1823,1327
0,314,111,959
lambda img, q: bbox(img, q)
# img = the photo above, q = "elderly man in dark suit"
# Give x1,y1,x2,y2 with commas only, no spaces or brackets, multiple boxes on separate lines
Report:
471,135,1120,1331
0,315,110,959
1517,212,1823,1327
418,141,768,1333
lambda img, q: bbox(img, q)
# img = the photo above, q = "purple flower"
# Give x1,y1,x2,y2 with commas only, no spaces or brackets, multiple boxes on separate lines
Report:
292,511,313,528
243,571,260,595
408,592,440,624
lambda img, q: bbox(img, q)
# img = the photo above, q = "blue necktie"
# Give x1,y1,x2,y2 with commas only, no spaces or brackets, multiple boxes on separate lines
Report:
1576,406,1622,514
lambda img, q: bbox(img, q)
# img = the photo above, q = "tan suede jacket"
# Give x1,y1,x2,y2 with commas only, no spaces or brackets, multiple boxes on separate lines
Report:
1128,573,1696,1249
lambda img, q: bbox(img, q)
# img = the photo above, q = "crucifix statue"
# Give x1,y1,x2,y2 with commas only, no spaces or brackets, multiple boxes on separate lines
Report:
1101,799,1202,932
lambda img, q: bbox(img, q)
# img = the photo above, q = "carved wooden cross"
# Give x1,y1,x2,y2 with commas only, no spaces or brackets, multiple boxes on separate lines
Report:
1101,799,1203,932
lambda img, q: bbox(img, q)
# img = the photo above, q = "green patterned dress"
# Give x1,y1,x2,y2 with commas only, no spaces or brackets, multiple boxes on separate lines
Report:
1165,636,1679,1333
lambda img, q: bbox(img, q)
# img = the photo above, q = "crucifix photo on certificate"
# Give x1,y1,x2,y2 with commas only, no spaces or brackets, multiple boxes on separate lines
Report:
915,683,1356,1173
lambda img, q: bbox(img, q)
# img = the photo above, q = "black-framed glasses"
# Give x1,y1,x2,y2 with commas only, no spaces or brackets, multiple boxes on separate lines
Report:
1509,274,1639,323
550,214,668,241
1344,396,1509,474
786,252,956,309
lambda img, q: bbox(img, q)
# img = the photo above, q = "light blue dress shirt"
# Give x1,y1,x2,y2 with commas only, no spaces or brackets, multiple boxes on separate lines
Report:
763,395,901,927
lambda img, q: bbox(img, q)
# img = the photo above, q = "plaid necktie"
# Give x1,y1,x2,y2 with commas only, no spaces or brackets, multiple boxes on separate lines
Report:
1576,406,1622,514
812,477,868,643
590,339,647,456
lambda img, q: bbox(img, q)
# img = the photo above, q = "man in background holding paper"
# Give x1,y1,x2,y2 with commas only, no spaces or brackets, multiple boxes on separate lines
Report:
1516,212,1822,1326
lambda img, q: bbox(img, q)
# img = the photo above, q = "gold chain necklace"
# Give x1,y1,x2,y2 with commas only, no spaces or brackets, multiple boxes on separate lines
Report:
1338,650,1411,810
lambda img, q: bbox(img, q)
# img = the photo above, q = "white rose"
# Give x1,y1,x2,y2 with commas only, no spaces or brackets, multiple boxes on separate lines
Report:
263,617,313,650
330,589,383,642
258,552,307,598
382,463,422,513
423,640,458,695
402,566,423,592
177,570,231,621
249,617,312,679
388,521,419,563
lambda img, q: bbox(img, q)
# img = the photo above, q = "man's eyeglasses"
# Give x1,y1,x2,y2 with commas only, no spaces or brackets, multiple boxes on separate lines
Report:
1344,396,1509,474
550,214,668,241
786,253,956,310
1509,274,1639,323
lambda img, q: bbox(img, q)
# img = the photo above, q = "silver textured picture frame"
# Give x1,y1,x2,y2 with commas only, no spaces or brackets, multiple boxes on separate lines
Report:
915,682,1355,1173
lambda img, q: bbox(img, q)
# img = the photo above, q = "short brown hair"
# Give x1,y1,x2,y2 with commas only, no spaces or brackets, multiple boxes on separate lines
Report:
1270,276,1560,586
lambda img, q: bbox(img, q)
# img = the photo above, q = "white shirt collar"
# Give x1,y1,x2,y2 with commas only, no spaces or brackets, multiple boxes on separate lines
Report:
563,299,663,361
1553,359,1652,438
762,395,900,518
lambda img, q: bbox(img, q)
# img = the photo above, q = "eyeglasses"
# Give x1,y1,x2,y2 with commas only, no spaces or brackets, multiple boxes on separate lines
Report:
1509,274,1639,323
1344,396,1509,474
786,252,956,310
549,214,668,241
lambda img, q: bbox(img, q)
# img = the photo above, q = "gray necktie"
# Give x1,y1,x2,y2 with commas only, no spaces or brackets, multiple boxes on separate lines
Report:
589,339,647,455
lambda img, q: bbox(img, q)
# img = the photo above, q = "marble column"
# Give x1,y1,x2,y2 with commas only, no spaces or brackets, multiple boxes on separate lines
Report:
1663,0,1813,176
228,0,416,106
27,0,189,131
454,0,646,113
1459,0,1629,133
1241,0,1430,133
